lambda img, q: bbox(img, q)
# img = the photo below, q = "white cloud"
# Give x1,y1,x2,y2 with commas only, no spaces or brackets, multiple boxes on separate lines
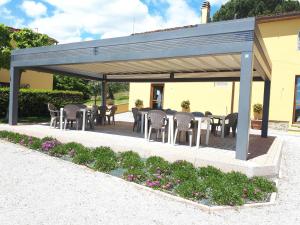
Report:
21,1,47,18
0,0,10,6
209,0,229,6
26,0,201,43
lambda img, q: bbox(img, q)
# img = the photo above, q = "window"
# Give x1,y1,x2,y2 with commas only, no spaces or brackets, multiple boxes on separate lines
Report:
214,82,229,87
293,76,300,123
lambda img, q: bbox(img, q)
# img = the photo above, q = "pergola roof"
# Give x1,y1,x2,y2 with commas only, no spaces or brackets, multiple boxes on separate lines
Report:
11,17,271,83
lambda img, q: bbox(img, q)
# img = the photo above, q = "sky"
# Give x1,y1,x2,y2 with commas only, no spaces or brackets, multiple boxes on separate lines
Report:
0,0,229,43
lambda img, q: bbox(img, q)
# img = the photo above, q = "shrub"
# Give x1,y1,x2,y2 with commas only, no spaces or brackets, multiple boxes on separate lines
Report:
50,142,84,157
134,99,143,108
181,100,190,109
119,151,144,169
0,88,84,118
253,103,263,114
72,147,92,165
27,137,42,150
92,147,118,172
41,137,61,152
170,160,197,182
124,168,147,183
175,180,207,200
145,156,170,175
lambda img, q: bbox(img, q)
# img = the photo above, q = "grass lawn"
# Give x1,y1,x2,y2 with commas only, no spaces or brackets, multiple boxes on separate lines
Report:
85,91,129,106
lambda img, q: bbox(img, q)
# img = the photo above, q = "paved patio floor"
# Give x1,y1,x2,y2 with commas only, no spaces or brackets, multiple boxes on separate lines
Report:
0,132,299,225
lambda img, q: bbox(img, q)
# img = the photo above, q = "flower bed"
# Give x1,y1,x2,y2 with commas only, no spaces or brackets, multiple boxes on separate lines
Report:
0,131,277,206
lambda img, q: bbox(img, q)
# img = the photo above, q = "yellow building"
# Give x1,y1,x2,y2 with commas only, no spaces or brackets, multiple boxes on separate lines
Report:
0,27,55,90
129,13,300,129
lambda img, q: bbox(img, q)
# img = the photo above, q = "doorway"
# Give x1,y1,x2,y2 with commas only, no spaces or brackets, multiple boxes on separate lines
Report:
150,84,164,109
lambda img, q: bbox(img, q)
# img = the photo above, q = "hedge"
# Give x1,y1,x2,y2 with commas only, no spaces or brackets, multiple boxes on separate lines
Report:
0,88,84,117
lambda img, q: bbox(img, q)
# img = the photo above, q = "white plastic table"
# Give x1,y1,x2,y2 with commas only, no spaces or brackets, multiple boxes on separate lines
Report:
59,108,87,131
142,113,211,148
208,115,226,138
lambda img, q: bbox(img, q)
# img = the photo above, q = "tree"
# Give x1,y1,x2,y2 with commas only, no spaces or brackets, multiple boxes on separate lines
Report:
0,24,12,70
53,75,91,100
0,25,54,70
11,28,54,49
213,0,300,21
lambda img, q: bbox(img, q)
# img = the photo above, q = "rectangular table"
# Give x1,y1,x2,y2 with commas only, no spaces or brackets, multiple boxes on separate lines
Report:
208,115,226,138
60,108,87,131
142,113,211,148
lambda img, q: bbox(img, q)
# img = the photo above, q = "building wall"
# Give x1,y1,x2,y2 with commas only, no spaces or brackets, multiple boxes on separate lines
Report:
0,69,53,90
129,18,300,127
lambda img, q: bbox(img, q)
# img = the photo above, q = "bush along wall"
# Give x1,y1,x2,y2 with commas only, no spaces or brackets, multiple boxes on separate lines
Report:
0,88,84,118
0,130,277,207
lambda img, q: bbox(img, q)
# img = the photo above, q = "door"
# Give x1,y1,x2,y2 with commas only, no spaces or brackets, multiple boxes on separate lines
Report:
150,84,164,109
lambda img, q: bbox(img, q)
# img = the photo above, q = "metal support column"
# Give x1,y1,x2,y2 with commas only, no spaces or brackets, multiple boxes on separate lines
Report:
236,52,253,160
101,79,107,124
9,67,21,125
261,79,271,138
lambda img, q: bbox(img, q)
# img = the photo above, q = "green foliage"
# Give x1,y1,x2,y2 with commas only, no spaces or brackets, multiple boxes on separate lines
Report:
170,160,197,182
72,147,92,165
54,75,91,100
92,147,118,172
145,156,170,174
124,168,147,183
175,180,207,200
253,103,263,114
181,100,190,109
119,151,144,169
135,99,143,107
0,131,277,206
0,24,12,70
213,0,300,22
0,88,84,118
11,28,54,49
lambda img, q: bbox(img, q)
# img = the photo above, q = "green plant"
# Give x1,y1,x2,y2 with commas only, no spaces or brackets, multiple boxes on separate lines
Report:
0,88,84,118
92,147,118,172
253,103,263,114
145,156,170,175
134,99,143,108
170,160,197,182
181,100,190,109
72,147,92,165
124,168,147,183
175,180,207,200
119,151,144,169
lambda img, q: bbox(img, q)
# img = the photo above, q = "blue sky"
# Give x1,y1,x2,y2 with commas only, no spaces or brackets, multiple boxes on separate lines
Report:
0,0,227,43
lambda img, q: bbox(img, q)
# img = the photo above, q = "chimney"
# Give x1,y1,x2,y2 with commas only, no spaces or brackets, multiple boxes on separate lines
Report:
201,1,211,24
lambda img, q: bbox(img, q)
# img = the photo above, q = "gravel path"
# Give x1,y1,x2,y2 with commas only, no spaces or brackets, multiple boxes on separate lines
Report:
0,134,299,225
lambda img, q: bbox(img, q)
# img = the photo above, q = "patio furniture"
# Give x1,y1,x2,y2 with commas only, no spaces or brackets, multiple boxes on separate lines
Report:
173,112,195,147
106,105,117,125
48,103,60,128
147,110,167,143
208,115,227,138
222,113,238,137
192,112,204,117
99,105,108,125
165,109,177,115
132,107,142,132
86,105,99,129
63,104,83,130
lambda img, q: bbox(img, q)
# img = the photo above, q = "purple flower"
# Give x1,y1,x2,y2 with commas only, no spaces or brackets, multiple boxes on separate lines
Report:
146,180,160,188
41,140,59,152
